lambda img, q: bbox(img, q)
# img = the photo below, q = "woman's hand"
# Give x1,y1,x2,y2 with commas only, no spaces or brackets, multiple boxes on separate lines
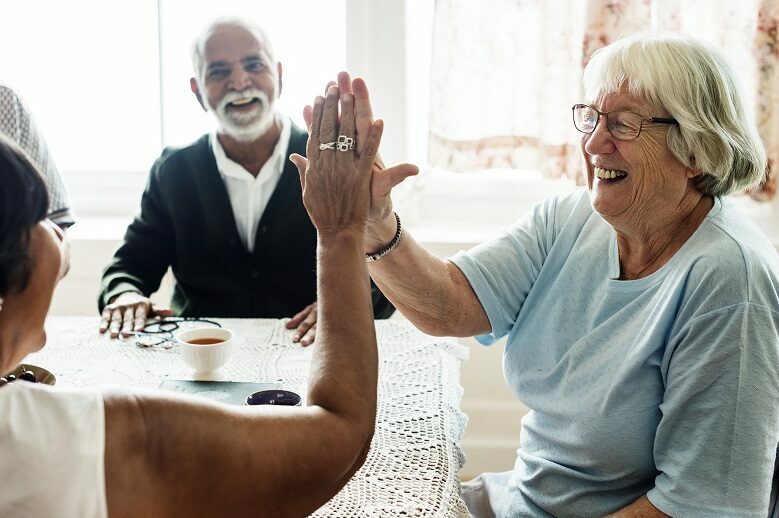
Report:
291,84,382,238
302,72,418,250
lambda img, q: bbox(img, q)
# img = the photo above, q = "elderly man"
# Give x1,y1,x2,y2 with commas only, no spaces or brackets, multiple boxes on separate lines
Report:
98,19,393,343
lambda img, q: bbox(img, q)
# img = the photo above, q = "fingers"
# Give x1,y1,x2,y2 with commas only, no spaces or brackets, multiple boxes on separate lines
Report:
99,306,112,333
379,162,420,193
358,119,385,171
120,306,134,336
290,154,308,190
319,85,339,145
352,77,374,155
307,96,325,162
151,306,174,318
286,303,314,329
303,105,313,131
291,304,318,345
108,308,123,338
337,71,352,95
98,295,154,339
335,92,356,166
299,325,316,347
316,86,339,170
324,80,336,96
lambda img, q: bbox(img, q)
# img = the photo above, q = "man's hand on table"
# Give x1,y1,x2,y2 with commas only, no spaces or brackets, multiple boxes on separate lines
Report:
99,291,173,338
286,302,318,346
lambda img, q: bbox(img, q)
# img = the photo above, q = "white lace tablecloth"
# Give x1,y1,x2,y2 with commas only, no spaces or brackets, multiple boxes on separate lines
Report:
28,317,471,517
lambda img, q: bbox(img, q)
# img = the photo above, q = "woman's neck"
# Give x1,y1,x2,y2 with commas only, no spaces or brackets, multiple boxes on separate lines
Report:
615,193,713,280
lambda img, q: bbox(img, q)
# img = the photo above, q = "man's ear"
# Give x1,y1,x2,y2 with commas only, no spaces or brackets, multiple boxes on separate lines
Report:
277,62,283,97
190,77,207,112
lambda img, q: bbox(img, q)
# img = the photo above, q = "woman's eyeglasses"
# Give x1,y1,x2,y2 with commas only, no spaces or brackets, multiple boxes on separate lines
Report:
572,103,678,141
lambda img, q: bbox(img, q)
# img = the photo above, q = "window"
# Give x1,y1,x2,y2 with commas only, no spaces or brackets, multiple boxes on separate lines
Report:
0,0,346,225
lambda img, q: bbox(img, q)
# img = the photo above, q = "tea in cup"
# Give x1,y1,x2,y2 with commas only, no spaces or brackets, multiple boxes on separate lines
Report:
176,328,233,374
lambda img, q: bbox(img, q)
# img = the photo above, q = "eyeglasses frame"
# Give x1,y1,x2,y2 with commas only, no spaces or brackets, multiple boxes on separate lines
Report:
571,103,678,141
122,317,223,348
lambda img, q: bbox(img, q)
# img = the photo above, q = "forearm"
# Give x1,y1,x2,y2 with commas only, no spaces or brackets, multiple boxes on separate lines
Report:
105,391,372,518
368,226,490,337
98,233,170,310
603,495,670,517
307,231,377,429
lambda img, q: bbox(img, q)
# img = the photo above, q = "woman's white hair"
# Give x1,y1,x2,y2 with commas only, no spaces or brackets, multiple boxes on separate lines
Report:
582,33,767,196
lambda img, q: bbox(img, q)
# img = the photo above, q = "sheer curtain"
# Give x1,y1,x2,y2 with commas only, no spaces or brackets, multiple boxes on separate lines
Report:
429,0,778,200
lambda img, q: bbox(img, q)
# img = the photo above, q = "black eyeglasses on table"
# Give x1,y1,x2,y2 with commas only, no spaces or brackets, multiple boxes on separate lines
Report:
122,317,222,348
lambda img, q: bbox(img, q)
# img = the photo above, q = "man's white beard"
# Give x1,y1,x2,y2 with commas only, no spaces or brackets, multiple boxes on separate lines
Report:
213,88,276,142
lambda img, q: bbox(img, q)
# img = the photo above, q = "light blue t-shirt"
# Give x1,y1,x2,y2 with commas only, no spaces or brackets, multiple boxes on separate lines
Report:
450,189,779,518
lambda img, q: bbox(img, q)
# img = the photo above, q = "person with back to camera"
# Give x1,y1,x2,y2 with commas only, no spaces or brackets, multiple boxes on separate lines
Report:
0,71,385,516
97,18,393,345
305,34,779,517
0,84,75,229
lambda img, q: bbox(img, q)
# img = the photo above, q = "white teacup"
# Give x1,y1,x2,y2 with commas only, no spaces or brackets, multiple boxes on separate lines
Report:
176,327,233,374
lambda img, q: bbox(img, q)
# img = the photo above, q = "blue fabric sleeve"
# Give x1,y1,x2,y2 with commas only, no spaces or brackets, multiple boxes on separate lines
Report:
449,196,561,344
648,303,779,517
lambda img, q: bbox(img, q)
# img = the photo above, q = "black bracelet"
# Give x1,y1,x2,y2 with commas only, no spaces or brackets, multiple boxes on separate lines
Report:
366,212,403,262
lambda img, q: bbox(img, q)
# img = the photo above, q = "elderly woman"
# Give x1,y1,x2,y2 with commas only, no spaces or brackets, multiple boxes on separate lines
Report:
0,86,382,517
299,34,779,517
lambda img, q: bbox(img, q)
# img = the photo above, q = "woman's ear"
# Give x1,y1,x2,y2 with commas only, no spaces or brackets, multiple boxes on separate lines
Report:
687,155,703,178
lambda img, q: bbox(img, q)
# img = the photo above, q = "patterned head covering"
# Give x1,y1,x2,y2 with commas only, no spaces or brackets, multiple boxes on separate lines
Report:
0,85,75,228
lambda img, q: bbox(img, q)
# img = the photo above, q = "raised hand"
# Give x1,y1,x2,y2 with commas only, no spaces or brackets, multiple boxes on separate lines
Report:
301,72,418,249
290,85,382,238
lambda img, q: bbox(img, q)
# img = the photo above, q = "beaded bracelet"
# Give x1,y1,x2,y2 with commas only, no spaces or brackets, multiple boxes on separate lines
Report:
366,212,403,262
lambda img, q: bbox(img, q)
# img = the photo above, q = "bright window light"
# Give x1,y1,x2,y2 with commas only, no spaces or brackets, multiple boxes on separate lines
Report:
0,0,346,221
0,0,161,173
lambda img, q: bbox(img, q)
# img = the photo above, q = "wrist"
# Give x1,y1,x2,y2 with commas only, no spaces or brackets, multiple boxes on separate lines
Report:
365,213,402,262
109,290,143,304
317,228,365,249
365,212,398,252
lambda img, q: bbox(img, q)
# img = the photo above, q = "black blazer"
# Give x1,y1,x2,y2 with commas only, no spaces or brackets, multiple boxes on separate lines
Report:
99,124,394,319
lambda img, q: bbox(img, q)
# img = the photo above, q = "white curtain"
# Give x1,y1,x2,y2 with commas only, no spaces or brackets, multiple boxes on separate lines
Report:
429,0,778,199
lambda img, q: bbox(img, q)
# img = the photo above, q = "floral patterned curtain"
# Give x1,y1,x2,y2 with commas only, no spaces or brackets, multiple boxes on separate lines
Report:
429,0,778,200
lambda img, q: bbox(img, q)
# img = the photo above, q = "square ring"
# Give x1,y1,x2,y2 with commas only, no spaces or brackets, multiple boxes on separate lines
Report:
337,135,355,152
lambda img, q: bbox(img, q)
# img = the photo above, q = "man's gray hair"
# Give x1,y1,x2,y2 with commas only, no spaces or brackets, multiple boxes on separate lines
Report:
583,33,767,196
191,18,276,81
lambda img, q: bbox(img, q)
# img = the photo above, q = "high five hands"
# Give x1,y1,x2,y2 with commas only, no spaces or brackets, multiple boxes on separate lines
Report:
288,72,418,345
296,72,419,241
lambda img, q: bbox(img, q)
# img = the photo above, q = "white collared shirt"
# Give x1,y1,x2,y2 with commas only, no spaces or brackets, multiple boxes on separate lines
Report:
210,116,291,252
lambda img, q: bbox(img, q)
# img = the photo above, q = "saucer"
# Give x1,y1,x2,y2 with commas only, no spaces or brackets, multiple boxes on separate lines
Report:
5,364,57,385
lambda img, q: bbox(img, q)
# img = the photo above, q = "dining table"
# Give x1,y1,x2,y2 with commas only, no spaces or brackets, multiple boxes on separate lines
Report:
27,316,471,517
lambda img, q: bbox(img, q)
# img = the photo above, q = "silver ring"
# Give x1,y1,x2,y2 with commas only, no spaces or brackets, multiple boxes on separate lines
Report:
318,141,336,151
337,135,355,152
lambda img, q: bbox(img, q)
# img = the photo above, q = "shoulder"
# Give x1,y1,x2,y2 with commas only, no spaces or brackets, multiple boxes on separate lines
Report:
507,188,597,241
679,198,779,311
150,134,213,178
0,383,106,515
0,382,103,422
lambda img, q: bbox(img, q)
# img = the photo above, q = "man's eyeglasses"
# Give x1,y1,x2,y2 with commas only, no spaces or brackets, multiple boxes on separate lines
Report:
572,104,678,141
122,317,222,348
